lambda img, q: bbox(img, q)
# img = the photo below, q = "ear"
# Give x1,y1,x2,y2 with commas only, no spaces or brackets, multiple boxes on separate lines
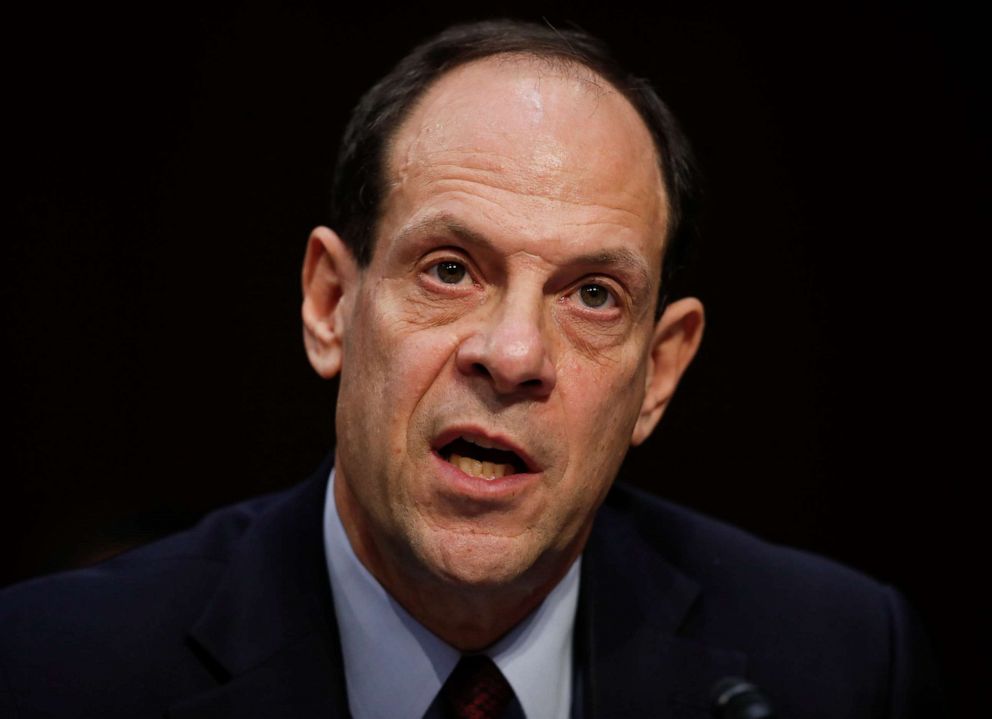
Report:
631,297,705,446
301,226,359,379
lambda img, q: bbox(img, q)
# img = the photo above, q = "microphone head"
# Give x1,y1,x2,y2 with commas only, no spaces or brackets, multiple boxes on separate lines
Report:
710,676,776,719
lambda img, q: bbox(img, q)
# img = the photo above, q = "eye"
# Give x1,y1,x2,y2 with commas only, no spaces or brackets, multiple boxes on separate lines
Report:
572,283,616,310
428,260,470,285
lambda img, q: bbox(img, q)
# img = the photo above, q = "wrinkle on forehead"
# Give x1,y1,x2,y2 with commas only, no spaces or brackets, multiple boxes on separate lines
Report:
378,54,671,283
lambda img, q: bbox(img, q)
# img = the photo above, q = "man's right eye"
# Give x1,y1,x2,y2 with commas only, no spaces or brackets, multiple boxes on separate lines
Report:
428,260,469,285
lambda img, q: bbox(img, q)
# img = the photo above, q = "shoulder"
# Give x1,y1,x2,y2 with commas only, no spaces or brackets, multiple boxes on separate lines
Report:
2,486,288,626
592,483,945,717
0,484,303,717
599,481,889,605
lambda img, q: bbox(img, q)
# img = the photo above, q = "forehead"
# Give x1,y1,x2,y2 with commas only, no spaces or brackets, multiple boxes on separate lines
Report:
382,55,669,268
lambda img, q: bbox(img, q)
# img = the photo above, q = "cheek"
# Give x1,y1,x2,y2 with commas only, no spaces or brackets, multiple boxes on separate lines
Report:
347,284,463,427
557,351,648,471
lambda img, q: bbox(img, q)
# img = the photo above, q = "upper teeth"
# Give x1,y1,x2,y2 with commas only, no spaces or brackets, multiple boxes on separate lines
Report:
465,435,501,450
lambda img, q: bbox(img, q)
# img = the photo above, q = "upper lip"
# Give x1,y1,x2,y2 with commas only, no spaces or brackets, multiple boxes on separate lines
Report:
431,425,541,473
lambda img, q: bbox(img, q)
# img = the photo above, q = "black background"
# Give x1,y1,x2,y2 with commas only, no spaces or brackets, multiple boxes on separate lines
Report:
4,1,985,713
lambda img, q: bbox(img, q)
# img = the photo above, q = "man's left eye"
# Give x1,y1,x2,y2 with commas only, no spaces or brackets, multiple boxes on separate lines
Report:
573,283,616,309
428,260,470,285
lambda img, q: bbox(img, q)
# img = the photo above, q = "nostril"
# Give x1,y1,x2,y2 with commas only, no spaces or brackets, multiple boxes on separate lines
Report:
521,378,541,388
471,362,492,379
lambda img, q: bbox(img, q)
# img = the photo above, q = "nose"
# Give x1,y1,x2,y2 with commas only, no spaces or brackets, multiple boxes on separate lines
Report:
455,295,557,398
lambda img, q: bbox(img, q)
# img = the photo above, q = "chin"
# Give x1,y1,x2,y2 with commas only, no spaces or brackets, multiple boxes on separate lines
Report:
422,528,546,591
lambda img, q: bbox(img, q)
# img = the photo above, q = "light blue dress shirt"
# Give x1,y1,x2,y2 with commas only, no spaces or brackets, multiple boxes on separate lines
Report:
323,469,580,719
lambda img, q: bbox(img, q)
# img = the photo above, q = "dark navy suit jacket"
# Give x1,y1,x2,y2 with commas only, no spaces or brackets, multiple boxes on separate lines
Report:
1,455,943,717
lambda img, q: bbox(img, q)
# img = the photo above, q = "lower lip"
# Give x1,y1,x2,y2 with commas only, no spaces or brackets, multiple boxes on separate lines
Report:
430,450,540,500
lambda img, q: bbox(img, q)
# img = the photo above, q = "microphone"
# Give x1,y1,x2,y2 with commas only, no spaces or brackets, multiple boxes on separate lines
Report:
710,677,777,719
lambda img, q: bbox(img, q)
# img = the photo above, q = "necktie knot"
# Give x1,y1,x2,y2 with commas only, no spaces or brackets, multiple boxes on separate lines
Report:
441,654,514,719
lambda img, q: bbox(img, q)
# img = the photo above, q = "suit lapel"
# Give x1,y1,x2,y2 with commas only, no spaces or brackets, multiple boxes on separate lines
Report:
170,455,351,718
167,464,744,718
577,486,747,719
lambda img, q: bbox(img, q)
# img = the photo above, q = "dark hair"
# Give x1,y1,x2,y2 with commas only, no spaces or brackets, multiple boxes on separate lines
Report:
330,19,699,315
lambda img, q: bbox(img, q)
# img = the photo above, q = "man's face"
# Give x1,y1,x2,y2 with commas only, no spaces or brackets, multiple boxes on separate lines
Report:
312,57,699,602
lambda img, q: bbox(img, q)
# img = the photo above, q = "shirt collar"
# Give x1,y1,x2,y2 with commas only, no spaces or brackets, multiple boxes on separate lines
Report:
323,468,579,719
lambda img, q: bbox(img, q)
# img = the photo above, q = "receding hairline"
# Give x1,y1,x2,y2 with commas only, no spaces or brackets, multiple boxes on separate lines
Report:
385,50,659,156
380,51,670,230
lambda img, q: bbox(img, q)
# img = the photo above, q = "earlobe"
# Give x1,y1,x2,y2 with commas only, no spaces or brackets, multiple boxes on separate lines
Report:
631,297,705,446
301,226,358,379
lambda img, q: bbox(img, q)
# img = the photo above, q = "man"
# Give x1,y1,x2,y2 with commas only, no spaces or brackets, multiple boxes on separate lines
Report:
1,19,941,719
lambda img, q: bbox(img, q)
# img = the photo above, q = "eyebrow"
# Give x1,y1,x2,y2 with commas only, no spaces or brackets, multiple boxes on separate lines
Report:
564,248,652,293
395,213,492,252
396,213,654,293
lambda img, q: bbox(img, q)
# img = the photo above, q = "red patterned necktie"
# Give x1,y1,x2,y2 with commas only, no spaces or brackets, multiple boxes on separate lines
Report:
441,654,514,719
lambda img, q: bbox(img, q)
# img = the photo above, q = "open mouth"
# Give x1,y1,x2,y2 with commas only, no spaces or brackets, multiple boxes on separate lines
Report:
438,436,529,480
